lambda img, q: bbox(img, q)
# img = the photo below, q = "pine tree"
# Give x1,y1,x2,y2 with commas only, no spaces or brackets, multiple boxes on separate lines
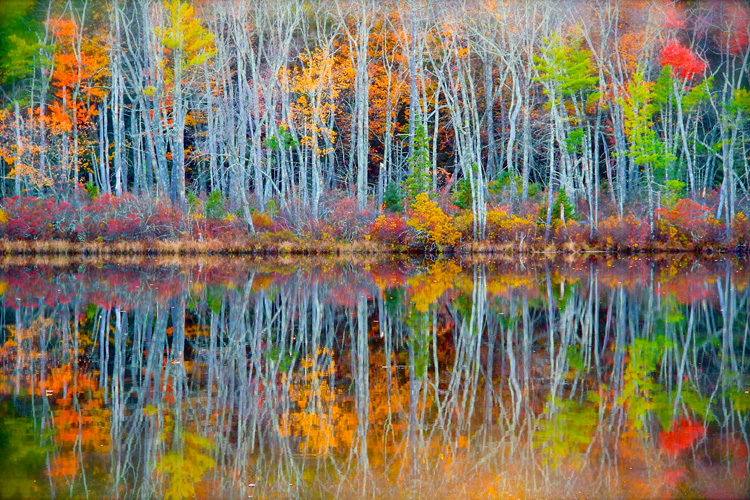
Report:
404,122,431,205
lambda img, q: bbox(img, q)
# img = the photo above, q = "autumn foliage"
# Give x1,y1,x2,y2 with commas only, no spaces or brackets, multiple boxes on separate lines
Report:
0,0,749,255
660,41,705,79
485,206,537,243
660,419,705,457
405,193,460,249
369,214,409,245
656,198,723,246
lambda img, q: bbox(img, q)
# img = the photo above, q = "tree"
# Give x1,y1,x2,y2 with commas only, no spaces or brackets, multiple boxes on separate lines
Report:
404,121,431,203
155,0,216,207
620,72,674,234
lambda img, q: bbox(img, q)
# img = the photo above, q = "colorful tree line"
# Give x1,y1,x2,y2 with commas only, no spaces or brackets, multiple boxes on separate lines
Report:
0,0,749,251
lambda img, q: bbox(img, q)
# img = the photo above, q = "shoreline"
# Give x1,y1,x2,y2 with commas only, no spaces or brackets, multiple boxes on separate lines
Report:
0,238,745,257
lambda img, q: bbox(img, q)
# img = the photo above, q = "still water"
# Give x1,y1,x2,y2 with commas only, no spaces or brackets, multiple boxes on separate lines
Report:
0,256,748,499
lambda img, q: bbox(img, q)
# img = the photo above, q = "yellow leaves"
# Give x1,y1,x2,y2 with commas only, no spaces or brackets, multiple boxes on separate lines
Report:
157,431,216,500
406,193,460,248
485,206,536,241
290,48,341,155
486,275,535,297
407,261,461,312
156,0,216,80
0,209,7,224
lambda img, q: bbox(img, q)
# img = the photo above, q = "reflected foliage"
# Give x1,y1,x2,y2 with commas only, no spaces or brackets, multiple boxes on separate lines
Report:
0,256,749,498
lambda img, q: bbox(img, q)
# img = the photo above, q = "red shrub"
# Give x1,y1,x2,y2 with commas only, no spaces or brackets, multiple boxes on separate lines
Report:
324,197,375,240
106,214,141,241
660,419,705,457
657,198,723,245
2,196,78,240
368,214,409,244
554,219,590,244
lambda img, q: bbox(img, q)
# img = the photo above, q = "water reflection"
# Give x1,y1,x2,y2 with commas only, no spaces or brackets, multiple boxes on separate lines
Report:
0,256,748,499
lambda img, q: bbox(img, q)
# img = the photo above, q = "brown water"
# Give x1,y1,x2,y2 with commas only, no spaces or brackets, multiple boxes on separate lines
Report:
0,255,748,499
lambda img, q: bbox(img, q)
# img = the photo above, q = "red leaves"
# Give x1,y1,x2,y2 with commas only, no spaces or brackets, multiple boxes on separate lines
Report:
660,41,705,79
0,195,186,242
660,198,709,224
727,3,749,56
663,3,685,29
656,198,722,245
368,214,409,245
660,419,705,457
1,196,76,239
325,196,376,240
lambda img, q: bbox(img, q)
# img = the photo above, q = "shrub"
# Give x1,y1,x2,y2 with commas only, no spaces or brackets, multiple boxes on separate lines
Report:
205,191,225,220
406,193,460,249
538,190,577,228
485,206,536,243
731,212,750,246
452,178,473,210
325,197,375,240
554,219,589,244
276,195,316,236
257,229,297,244
106,214,141,241
2,196,77,240
596,215,650,249
251,211,275,232
656,198,723,246
404,122,432,202
452,210,474,239
84,181,99,200
664,180,686,208
369,214,409,244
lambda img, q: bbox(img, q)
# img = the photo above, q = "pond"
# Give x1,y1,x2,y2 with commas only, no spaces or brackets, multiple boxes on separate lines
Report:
0,256,748,499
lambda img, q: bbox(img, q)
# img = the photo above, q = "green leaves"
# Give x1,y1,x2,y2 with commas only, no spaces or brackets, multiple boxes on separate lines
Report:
682,77,712,112
620,72,674,172
404,122,432,203
0,0,46,84
534,394,599,468
731,88,750,116
0,403,46,499
534,34,597,97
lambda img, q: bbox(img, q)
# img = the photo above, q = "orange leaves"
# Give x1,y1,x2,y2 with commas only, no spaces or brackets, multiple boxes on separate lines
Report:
279,349,356,456
368,214,408,245
48,17,77,40
656,198,722,246
290,48,342,154
44,15,109,148
48,17,109,102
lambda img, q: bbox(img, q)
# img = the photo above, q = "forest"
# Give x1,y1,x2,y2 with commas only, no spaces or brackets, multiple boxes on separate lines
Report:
0,0,749,252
